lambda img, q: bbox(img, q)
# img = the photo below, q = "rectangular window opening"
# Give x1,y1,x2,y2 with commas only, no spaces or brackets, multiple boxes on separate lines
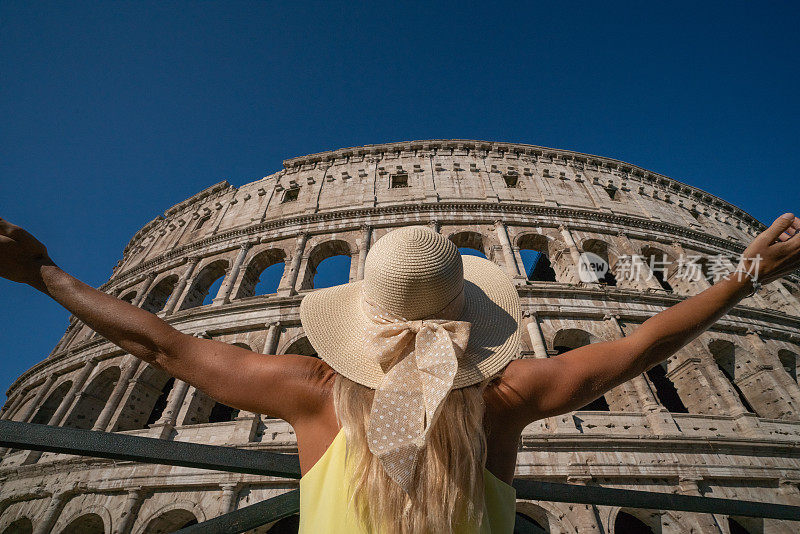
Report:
390,173,409,188
282,188,300,203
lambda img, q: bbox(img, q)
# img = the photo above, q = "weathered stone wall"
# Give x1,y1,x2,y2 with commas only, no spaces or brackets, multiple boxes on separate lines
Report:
2,140,800,533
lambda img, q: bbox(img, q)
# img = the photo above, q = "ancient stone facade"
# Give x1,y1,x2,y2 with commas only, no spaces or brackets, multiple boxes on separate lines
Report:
1,140,800,533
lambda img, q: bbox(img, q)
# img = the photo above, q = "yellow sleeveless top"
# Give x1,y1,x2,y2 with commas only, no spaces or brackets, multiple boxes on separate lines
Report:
298,429,517,533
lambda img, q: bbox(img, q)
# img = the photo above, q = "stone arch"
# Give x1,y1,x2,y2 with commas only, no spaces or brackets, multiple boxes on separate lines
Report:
119,290,137,304
30,380,72,424
282,334,318,358
515,500,561,532
516,233,558,282
179,259,229,310
232,342,253,350
113,365,173,431
9,394,35,422
552,328,610,411
56,505,111,534
778,349,798,383
235,248,287,298
63,366,121,430
612,508,662,533
448,230,488,258
581,238,619,286
0,518,32,534
707,339,758,415
141,274,179,313
640,245,678,292
299,239,353,290
136,501,204,534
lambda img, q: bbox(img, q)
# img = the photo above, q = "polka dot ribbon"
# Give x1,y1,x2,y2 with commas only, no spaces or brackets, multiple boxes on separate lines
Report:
360,290,471,494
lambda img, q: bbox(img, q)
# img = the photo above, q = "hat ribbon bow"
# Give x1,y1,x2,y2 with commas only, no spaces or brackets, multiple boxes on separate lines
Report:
360,291,471,493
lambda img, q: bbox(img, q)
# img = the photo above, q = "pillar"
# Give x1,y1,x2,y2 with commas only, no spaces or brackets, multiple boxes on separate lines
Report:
213,242,252,306
218,483,241,515
131,273,157,307
32,491,71,534
277,232,307,296
92,358,142,431
675,477,721,534
163,256,201,314
50,358,99,426
16,375,57,423
495,220,522,278
149,379,190,439
559,225,598,285
613,232,663,291
262,322,281,355
113,487,146,534
523,312,548,358
356,225,373,281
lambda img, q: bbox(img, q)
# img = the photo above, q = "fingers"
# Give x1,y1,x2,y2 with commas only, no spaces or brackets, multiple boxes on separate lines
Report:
779,216,800,242
763,213,796,244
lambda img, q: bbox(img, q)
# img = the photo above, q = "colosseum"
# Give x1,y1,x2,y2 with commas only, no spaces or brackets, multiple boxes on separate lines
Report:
1,140,799,534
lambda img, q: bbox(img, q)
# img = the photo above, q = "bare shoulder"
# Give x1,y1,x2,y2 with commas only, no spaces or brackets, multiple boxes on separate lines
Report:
483,358,550,431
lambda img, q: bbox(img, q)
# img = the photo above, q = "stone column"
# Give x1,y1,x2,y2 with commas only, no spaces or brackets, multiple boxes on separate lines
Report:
131,273,157,307
113,487,146,534
670,241,711,294
356,225,373,281
563,475,607,533
494,220,522,278
262,322,281,355
213,243,252,306
163,256,201,315
218,483,241,515
613,232,663,291
149,379,190,439
92,358,142,431
16,374,57,423
559,225,598,285
32,491,71,534
744,329,800,411
511,245,527,279
675,477,721,534
277,232,308,296
523,312,548,358
50,358,99,426
0,392,26,420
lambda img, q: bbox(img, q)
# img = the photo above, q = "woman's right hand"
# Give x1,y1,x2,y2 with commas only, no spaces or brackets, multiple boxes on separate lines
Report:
0,216,55,290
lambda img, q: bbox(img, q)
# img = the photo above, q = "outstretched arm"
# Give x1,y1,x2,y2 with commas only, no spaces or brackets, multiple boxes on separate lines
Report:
498,213,800,428
0,217,333,425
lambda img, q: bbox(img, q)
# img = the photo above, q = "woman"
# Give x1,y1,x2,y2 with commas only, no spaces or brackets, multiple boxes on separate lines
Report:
0,214,798,533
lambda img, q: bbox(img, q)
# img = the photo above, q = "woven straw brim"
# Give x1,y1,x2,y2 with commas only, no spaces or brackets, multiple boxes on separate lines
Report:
299,255,522,389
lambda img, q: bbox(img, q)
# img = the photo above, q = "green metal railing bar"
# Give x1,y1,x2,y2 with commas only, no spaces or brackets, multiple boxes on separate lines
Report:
0,420,301,479
175,489,300,534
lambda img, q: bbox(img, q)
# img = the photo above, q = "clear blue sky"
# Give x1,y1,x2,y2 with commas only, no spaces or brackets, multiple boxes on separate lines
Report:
1,2,798,399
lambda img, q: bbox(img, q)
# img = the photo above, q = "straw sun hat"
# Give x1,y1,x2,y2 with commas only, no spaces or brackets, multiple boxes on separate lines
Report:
299,225,522,491
299,225,522,390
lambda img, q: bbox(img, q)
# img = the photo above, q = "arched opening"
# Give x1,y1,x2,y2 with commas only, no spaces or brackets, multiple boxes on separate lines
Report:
58,513,104,534
63,367,121,430
514,511,548,533
236,249,287,298
695,257,716,285
614,511,657,533
517,234,556,282
141,275,179,313
283,336,318,358
208,402,239,423
300,240,352,290
146,377,175,426
552,329,609,411
268,514,300,533
708,340,757,414
1,518,33,534
142,509,198,533
778,349,798,383
179,260,229,310
727,517,759,534
30,381,72,425
641,246,675,292
645,363,689,413
119,291,137,304
581,238,618,286
112,365,174,431
449,231,488,259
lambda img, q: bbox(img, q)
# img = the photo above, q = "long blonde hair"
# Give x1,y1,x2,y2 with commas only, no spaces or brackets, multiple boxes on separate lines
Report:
332,373,491,533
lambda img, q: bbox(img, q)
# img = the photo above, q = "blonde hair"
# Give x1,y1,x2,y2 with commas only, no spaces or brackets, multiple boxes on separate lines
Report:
332,373,491,534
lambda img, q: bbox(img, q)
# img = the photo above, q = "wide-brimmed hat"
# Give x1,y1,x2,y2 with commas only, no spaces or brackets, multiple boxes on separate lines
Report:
299,225,521,492
299,225,522,389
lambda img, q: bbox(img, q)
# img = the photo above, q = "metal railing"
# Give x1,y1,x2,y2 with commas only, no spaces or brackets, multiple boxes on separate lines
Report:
1,420,799,533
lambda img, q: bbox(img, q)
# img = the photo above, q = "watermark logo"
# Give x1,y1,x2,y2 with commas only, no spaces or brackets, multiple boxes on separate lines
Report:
578,251,608,283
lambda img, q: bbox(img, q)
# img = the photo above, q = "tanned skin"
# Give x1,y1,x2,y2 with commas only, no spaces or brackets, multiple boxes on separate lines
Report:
1,213,800,485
